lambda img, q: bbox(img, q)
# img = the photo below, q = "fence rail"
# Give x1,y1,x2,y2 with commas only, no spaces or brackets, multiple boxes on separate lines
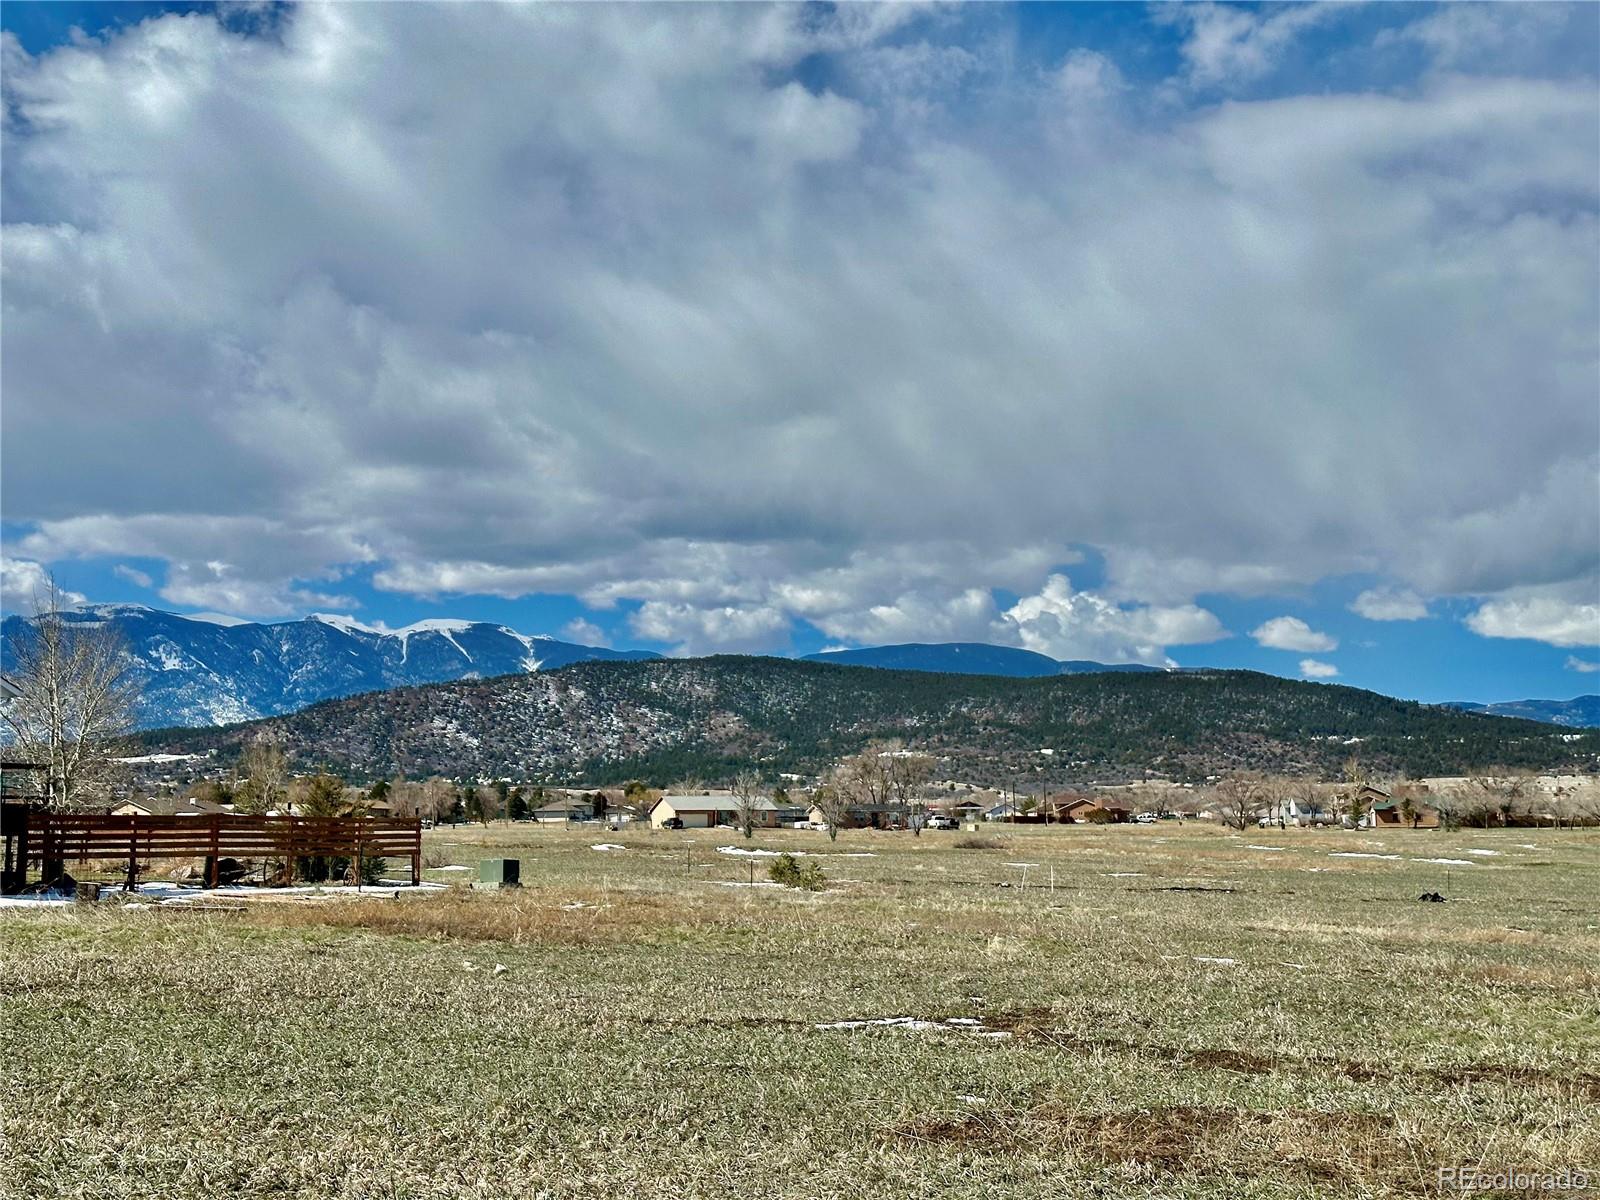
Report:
1,805,422,892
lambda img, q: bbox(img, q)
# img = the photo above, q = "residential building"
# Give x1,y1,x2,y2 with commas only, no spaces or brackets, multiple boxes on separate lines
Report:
653,794,808,829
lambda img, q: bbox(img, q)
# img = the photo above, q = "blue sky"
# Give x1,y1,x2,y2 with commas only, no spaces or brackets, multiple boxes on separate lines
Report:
3,2,1597,704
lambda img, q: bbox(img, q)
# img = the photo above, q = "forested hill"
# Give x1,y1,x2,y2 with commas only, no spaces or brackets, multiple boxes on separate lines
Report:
136,657,1600,785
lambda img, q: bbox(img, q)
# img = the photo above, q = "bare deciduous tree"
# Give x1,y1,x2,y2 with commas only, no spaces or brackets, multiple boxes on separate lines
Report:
834,745,891,823
1,577,139,810
884,745,935,835
808,782,848,843
411,776,456,824
1214,773,1267,831
235,735,289,814
730,770,764,839
388,778,425,819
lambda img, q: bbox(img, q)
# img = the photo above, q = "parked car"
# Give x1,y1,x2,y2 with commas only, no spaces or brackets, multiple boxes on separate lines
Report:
926,815,958,830
662,817,684,830
1133,813,1158,825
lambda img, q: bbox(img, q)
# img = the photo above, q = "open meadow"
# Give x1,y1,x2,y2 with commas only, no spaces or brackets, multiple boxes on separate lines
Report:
3,822,1597,1199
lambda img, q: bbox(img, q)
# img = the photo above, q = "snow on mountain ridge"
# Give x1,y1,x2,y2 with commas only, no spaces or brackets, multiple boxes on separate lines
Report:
2,607,659,730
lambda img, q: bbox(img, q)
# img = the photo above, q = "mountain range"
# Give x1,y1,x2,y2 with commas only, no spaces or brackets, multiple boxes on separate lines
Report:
137,656,1600,785
0,605,656,729
801,642,1164,677
1444,696,1600,729
4,605,1595,736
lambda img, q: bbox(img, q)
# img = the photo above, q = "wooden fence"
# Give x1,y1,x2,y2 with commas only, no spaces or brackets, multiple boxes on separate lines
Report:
0,804,422,892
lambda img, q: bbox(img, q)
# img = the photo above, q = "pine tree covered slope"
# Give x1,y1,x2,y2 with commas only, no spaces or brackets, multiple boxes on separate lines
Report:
139,657,1600,784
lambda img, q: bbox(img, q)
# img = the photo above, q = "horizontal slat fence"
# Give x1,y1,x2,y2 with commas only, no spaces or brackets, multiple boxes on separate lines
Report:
16,811,422,890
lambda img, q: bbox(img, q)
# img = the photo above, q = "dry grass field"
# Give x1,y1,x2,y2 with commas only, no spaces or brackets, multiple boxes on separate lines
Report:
3,821,1597,1199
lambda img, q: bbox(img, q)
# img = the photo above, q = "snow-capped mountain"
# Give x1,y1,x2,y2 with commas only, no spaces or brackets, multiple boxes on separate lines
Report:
0,605,657,730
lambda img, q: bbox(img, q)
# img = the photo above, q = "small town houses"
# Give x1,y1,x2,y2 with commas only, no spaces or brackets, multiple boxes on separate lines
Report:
650,793,809,829
528,795,595,824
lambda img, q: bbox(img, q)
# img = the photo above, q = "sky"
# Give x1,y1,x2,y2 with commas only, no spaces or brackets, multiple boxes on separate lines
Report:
1,1,1597,704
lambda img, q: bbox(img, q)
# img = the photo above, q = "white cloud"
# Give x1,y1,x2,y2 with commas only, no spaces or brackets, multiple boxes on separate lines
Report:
18,515,367,618
997,575,1229,665
156,562,357,620
560,618,610,648
1566,656,1600,674
1377,4,1585,75
1161,2,1349,87
1466,596,1600,648
629,601,791,657
0,7,1594,647
0,557,87,613
112,564,154,589
1299,658,1339,679
1054,48,1125,105
1350,587,1429,622
1251,616,1338,653
812,586,999,648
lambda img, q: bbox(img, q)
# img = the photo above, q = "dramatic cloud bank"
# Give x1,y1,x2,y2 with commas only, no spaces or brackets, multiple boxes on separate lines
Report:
2,4,1596,657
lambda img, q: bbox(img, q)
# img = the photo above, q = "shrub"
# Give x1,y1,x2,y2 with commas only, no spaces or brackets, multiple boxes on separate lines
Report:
768,854,826,891
1081,808,1114,824
953,836,1004,850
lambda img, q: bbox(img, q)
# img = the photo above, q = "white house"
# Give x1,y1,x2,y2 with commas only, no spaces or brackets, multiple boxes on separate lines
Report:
529,796,595,824
1262,794,1334,828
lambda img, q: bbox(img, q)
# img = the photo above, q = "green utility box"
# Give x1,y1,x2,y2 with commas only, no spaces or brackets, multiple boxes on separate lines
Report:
477,858,521,888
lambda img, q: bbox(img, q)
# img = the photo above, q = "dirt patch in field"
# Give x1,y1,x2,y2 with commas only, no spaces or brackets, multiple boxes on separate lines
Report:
970,1009,1600,1098
1182,1047,1278,1075
1475,962,1600,990
232,886,717,945
889,1104,1428,1188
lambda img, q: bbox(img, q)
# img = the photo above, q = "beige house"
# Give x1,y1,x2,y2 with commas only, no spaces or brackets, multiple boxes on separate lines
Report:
650,794,806,829
110,796,228,818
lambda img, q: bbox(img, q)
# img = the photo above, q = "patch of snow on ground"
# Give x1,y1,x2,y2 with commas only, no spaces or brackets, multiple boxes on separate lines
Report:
1246,845,1286,852
1194,957,1237,966
433,865,471,872
1465,850,1500,856
815,1016,1011,1039
1004,862,1040,868
0,895,73,908
1105,872,1145,877
716,846,803,857
591,844,626,852
125,882,449,905
1330,852,1401,860
715,881,783,889
1415,858,1475,866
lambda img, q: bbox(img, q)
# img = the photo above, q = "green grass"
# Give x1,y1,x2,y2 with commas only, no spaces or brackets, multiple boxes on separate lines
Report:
4,823,1598,1198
